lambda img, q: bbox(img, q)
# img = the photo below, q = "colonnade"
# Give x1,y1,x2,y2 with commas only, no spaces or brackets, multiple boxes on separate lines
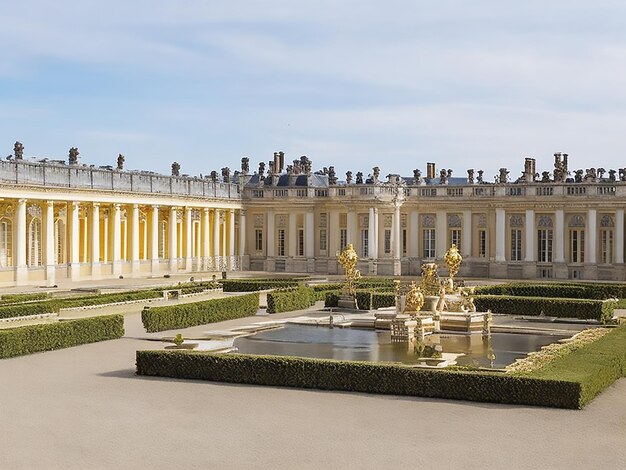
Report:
3,199,245,286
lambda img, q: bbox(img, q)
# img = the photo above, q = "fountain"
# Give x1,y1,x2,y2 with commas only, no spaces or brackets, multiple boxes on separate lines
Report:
337,243,361,309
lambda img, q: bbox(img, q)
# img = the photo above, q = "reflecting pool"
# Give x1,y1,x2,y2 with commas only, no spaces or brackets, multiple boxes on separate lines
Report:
234,324,569,368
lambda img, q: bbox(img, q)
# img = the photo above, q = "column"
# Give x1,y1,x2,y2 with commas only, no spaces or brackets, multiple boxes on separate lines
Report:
238,210,246,258
168,206,178,272
202,208,210,270
267,209,275,258
586,208,597,264
112,204,122,277
554,209,565,263
91,203,101,279
228,209,236,269
409,210,419,258
347,208,356,245
373,208,379,259
305,209,314,259
150,205,159,274
44,201,55,286
213,209,221,269
462,210,472,257
288,212,297,258
368,207,376,259
184,207,193,271
70,201,81,281
393,204,401,259
525,209,535,262
616,209,624,264
131,204,140,275
436,210,447,258
495,208,506,262
102,213,108,264
15,199,27,283
329,210,339,256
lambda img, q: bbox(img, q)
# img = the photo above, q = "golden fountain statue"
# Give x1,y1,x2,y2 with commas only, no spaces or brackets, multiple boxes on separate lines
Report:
419,262,440,295
444,244,463,280
403,281,425,315
338,243,361,296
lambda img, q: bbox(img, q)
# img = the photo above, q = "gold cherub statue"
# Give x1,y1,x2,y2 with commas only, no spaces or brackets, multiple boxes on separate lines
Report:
403,281,425,314
338,243,361,296
444,244,462,279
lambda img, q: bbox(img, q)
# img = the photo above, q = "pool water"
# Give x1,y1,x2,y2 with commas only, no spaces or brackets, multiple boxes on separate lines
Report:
234,324,569,368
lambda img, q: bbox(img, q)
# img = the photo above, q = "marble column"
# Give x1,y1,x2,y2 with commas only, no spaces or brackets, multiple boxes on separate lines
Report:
524,209,535,262
112,204,122,277
554,209,565,263
393,203,402,275
368,207,376,259
15,199,27,283
305,209,314,259
202,208,210,270
168,207,178,272
586,208,597,264
228,209,236,269
150,205,159,274
495,208,506,262
462,210,472,257
409,210,419,258
131,204,140,275
616,209,624,264
44,201,55,286
238,210,246,258
70,201,81,281
213,209,221,269
184,207,193,271
91,203,101,279
347,208,356,246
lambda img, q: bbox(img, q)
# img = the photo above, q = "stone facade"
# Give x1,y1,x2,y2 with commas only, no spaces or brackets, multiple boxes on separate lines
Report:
1,151,625,285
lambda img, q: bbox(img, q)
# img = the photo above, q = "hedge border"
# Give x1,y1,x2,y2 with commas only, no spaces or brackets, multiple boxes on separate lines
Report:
0,314,124,358
266,286,315,314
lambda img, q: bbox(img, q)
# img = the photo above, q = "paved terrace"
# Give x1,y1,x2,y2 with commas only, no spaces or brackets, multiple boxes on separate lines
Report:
0,287,624,470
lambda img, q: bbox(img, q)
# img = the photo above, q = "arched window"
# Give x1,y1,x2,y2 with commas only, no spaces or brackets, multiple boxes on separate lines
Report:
28,218,42,266
0,218,12,267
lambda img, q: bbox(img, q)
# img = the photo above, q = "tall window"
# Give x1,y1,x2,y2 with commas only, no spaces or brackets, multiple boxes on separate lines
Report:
538,229,553,262
361,229,369,257
297,229,304,257
55,219,65,264
319,229,327,252
277,229,285,256
28,218,42,266
450,229,461,251
510,229,522,261
423,229,435,258
255,229,263,252
569,229,585,263
0,218,12,267
601,229,613,264
402,229,407,256
384,229,391,254
339,229,347,251
478,229,487,258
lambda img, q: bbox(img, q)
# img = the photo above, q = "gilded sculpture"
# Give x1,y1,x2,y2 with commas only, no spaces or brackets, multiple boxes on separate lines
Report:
403,281,425,315
338,243,360,296
444,244,462,280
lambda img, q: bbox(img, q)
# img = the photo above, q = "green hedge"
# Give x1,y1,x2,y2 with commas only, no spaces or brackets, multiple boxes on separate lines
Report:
267,286,315,314
141,293,259,332
473,282,626,300
0,302,61,320
324,290,396,310
220,279,303,292
474,295,615,323
0,314,124,359
527,326,626,407
0,292,50,304
136,351,582,409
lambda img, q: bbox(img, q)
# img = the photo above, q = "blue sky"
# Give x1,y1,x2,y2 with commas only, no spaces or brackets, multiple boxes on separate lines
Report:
1,1,625,181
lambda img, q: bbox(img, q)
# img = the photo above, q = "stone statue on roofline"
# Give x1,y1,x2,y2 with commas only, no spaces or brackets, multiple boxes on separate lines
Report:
439,168,448,184
171,162,180,176
13,141,24,160
258,161,266,179
328,166,337,185
69,147,80,165
241,157,249,175
467,169,474,184
608,169,617,182
210,170,218,182
300,155,312,175
117,154,125,171
413,169,423,185
346,171,353,184
356,171,364,184
221,167,231,183
477,170,484,184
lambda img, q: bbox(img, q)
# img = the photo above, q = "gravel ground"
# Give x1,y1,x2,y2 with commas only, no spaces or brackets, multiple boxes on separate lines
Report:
0,307,624,470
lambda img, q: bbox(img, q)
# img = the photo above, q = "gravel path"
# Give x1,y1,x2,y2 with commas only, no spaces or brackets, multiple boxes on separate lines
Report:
0,306,624,469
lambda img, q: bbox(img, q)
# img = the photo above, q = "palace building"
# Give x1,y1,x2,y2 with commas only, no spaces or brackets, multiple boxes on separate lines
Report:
1,143,624,286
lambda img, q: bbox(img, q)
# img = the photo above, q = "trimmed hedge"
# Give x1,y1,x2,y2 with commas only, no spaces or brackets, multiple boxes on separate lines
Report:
267,286,315,314
141,293,259,332
474,295,616,323
136,350,582,409
220,279,303,292
0,314,124,359
0,292,50,304
473,282,626,300
324,290,396,310
527,326,626,407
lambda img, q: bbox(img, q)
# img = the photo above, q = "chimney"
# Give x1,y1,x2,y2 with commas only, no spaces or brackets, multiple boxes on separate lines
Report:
427,162,436,179
278,151,285,172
